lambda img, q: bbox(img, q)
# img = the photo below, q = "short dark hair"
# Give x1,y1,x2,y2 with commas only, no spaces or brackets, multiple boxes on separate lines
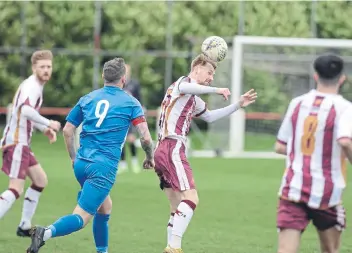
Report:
314,54,344,85
103,57,126,84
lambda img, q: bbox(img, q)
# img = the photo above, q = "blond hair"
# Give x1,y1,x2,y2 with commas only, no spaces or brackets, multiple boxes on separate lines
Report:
31,50,53,65
191,54,217,70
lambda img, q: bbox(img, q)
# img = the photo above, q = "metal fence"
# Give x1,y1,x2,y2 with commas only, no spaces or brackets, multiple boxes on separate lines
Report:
0,0,320,92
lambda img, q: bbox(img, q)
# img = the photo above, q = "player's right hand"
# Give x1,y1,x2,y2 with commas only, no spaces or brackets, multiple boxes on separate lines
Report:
143,158,155,170
44,128,57,144
216,88,231,101
49,120,61,132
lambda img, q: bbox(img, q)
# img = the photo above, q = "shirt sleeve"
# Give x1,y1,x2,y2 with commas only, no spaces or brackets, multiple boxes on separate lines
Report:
131,99,146,126
277,100,297,145
19,82,40,108
66,98,84,127
178,82,218,95
193,96,207,117
337,106,352,140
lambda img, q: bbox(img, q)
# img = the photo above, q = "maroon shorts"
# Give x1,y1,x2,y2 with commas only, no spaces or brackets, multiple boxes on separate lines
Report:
1,145,38,180
154,138,195,191
277,198,346,232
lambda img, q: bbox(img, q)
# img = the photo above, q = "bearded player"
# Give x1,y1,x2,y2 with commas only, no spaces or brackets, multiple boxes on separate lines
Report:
153,54,257,253
0,50,61,237
275,54,352,253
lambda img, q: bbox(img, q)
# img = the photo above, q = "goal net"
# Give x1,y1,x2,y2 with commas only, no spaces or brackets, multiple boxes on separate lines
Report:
191,36,352,158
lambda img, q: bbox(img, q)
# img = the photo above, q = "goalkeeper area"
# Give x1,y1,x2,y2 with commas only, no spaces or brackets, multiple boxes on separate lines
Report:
1,134,352,253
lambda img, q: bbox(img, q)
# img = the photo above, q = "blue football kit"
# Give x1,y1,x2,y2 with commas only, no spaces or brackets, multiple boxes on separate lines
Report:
66,85,144,215
26,85,146,253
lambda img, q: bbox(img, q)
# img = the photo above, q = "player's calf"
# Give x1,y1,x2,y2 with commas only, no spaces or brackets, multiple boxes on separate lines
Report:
94,196,112,253
169,189,198,249
0,188,21,218
18,165,48,236
36,205,90,245
164,188,181,246
0,178,24,219
18,184,45,236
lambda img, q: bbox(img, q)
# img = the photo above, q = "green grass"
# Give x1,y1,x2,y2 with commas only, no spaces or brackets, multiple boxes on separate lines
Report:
187,131,276,151
0,133,351,253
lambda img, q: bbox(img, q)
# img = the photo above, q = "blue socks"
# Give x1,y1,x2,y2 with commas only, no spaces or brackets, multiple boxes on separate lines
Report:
93,213,110,252
49,214,84,237
46,211,110,253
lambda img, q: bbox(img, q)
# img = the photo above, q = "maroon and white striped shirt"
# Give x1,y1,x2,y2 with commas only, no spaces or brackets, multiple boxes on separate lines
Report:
158,76,207,143
277,89,352,209
1,75,43,147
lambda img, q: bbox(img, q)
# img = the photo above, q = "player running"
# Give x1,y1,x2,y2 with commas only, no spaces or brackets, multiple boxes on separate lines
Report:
275,54,352,253
154,54,257,253
0,50,61,237
26,57,154,253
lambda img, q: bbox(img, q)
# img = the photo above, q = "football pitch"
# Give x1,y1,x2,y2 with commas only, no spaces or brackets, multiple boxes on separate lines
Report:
0,133,352,253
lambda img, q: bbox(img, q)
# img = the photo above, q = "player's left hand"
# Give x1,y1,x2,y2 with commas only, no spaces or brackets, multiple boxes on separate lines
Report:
143,158,155,170
44,128,57,144
239,89,257,108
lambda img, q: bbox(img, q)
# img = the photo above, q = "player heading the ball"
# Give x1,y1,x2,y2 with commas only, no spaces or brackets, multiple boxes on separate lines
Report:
26,57,154,253
275,54,352,253
152,53,257,253
0,50,61,238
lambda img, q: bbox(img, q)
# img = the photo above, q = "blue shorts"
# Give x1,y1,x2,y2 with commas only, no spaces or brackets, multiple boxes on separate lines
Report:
74,159,116,215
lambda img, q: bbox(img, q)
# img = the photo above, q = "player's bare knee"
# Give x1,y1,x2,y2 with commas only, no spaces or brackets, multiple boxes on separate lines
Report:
73,205,92,227
320,243,339,253
8,179,25,196
277,249,294,253
98,196,113,214
28,165,48,188
321,248,338,253
169,199,179,213
181,189,199,206
33,173,48,188
277,245,298,253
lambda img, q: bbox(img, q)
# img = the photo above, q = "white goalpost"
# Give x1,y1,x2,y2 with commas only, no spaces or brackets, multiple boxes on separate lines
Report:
190,35,352,158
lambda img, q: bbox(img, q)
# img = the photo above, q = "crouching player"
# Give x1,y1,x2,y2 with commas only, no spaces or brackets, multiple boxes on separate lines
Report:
26,57,154,253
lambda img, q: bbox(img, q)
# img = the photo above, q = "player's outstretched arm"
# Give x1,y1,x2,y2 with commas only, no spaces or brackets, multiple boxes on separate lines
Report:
33,122,48,132
178,82,231,100
135,121,154,169
22,105,61,131
198,89,257,123
63,122,77,162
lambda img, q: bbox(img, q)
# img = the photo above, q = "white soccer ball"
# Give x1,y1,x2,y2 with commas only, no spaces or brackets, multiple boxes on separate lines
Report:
201,36,228,62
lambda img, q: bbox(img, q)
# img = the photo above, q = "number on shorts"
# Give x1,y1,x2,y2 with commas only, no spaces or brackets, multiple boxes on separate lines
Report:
95,100,109,128
301,115,318,156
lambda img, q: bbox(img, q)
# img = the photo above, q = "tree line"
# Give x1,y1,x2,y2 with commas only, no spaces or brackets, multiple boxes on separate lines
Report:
0,1,351,113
